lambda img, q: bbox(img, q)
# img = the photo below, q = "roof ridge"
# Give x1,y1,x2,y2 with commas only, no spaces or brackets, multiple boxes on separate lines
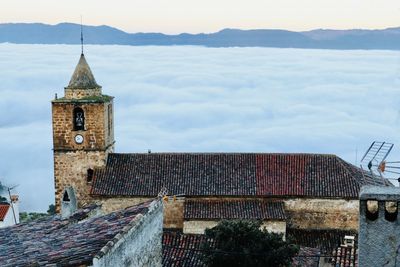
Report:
334,156,363,187
109,152,338,156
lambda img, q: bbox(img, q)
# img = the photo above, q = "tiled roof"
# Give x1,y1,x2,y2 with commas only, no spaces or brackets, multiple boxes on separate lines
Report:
292,246,321,267
184,199,285,220
0,204,10,221
91,153,391,198
163,231,210,267
286,228,358,255
332,246,357,267
163,231,320,267
0,200,154,266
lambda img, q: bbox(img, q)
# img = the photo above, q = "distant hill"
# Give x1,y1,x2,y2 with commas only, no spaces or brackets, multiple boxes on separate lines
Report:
1,23,400,50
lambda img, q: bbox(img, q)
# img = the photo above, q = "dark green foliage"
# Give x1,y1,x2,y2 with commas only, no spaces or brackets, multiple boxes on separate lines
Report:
19,212,48,222
203,220,299,267
0,182,7,202
47,204,56,215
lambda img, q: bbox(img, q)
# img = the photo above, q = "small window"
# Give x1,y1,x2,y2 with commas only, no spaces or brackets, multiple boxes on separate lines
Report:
87,168,94,183
63,191,70,202
366,200,378,221
73,107,85,131
385,201,398,222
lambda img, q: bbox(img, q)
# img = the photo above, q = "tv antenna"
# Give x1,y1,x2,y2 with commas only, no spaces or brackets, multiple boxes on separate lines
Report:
360,141,400,184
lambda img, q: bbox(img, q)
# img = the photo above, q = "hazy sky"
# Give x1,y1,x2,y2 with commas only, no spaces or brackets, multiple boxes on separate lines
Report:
2,0,400,33
1,44,400,211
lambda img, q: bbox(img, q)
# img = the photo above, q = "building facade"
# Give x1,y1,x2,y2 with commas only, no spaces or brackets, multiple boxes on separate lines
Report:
52,52,392,237
52,53,114,212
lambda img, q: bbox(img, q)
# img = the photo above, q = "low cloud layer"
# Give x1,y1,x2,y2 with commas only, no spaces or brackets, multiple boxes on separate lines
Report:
1,44,400,211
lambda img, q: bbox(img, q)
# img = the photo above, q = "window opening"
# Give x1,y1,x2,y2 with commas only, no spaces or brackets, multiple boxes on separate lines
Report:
63,191,70,202
73,107,85,131
87,168,94,183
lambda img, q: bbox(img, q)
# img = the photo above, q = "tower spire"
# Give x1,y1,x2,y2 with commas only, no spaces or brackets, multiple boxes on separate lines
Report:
80,16,84,55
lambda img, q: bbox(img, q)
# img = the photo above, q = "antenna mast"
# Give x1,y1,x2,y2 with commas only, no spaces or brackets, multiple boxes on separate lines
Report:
80,16,84,55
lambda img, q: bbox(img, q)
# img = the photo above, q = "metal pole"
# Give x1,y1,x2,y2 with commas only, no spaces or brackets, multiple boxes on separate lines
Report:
7,188,17,224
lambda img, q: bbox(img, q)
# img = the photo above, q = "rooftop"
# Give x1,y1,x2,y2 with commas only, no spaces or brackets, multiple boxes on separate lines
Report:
184,199,285,220
0,204,9,221
66,53,100,89
91,153,391,198
0,200,155,266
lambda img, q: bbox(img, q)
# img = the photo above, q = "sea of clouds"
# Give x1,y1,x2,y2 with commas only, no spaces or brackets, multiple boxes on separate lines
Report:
1,44,400,211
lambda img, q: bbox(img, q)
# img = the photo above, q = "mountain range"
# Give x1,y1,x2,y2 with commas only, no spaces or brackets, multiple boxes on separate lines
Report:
1,23,400,50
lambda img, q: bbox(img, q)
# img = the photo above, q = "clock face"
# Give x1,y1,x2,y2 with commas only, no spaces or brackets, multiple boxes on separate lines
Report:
74,134,84,144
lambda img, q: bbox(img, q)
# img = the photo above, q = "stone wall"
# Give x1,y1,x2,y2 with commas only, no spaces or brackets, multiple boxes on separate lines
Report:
53,149,111,212
261,221,286,236
52,98,114,212
183,220,286,235
163,197,185,229
359,186,400,267
91,196,359,232
64,87,102,99
93,200,163,267
284,198,359,230
94,197,153,214
52,101,114,150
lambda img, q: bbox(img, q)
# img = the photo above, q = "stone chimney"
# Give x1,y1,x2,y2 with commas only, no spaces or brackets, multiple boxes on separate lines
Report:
359,186,400,266
10,195,19,224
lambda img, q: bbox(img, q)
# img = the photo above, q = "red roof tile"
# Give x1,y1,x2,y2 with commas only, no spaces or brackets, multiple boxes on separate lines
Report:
91,153,391,198
0,204,10,221
184,199,285,220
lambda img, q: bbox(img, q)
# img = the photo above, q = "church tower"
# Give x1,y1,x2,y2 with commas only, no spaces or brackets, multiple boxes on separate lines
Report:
52,53,114,212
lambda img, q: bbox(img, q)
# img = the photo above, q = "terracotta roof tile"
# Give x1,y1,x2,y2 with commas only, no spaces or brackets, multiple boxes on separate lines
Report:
287,228,357,255
0,204,10,221
184,199,285,220
0,201,154,266
91,153,391,198
163,231,320,267
163,231,210,267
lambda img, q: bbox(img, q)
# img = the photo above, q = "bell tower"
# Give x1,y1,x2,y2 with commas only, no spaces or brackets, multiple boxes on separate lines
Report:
52,53,114,212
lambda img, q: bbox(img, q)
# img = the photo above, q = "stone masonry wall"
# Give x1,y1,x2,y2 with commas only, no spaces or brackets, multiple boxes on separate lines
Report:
285,198,359,230
94,197,153,214
93,200,163,267
64,88,102,99
54,149,111,212
91,196,359,231
163,197,185,229
93,196,184,230
183,220,286,235
52,99,114,212
52,101,114,150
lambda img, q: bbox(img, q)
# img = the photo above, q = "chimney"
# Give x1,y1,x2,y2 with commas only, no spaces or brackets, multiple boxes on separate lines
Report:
10,195,19,224
359,186,400,266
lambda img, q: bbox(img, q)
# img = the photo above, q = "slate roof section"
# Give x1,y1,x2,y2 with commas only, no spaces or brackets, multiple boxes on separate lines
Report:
163,231,210,267
91,153,391,198
286,228,358,255
292,246,321,267
0,203,10,221
184,199,285,220
0,200,154,266
67,53,100,89
163,231,320,267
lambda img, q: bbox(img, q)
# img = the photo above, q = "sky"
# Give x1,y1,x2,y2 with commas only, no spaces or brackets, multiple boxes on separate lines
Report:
1,44,400,211
1,0,400,34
